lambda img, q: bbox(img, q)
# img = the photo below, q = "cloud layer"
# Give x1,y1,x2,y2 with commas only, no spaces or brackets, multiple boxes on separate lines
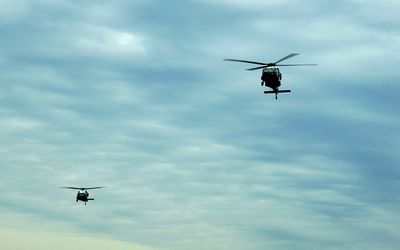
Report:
0,1,399,250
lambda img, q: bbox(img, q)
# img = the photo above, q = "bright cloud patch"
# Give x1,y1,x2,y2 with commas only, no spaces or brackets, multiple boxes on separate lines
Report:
75,26,147,57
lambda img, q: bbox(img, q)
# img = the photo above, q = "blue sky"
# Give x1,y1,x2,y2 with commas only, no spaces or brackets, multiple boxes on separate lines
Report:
0,0,399,249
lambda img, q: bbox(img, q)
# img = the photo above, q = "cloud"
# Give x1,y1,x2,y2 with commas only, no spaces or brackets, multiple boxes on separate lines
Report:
70,25,148,58
0,214,155,250
0,0,30,23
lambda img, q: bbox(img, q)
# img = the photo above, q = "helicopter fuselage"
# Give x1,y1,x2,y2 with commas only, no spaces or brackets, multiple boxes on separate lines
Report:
76,191,94,204
261,67,282,90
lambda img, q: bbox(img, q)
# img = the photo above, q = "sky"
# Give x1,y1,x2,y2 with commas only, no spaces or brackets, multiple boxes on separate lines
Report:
0,0,399,249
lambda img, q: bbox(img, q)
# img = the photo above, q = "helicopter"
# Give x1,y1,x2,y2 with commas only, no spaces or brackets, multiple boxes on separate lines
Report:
224,53,317,99
61,186,106,205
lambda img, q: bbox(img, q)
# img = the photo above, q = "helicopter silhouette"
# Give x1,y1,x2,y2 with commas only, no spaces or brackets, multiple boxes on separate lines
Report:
61,186,106,205
224,53,316,99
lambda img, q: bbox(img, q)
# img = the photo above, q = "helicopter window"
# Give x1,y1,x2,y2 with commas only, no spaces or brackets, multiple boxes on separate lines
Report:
263,68,279,73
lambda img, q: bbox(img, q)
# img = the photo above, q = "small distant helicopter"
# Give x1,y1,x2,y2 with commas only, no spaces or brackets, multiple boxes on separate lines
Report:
61,186,106,205
224,53,317,99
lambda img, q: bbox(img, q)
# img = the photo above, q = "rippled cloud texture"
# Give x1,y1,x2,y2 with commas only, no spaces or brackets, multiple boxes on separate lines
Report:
0,0,399,250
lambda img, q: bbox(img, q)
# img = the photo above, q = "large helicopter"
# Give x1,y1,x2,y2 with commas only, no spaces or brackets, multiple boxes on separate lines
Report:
61,186,106,205
224,53,316,99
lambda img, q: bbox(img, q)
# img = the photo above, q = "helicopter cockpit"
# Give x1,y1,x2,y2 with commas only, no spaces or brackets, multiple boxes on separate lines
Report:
262,67,280,74
262,67,282,81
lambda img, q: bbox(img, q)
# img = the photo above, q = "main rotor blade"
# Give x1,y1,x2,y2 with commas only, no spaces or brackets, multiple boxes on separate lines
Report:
246,63,317,70
60,186,106,190
61,186,82,190
274,53,299,64
85,186,106,190
224,59,267,66
246,65,269,71
275,63,318,66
